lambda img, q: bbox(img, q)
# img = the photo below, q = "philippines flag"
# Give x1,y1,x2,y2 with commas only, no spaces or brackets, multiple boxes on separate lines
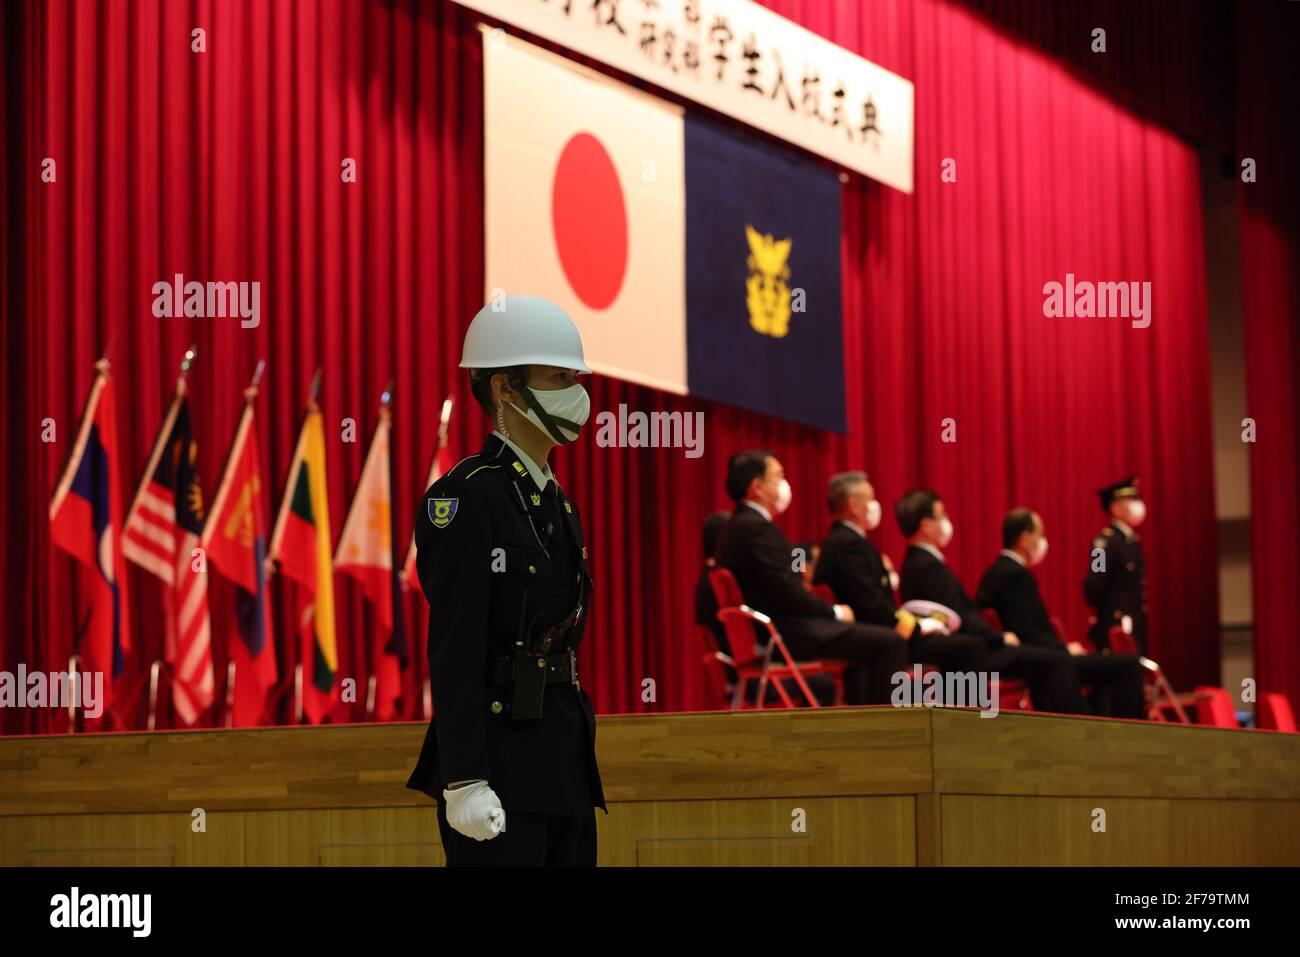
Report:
205,395,277,727
122,391,215,725
335,406,407,721
48,360,131,720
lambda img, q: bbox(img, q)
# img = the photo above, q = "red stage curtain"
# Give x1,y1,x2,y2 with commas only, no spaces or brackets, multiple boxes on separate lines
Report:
6,0,1221,732
1237,1,1300,709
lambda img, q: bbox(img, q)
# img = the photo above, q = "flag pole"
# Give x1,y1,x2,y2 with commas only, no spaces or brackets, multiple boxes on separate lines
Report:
127,346,195,713
203,359,266,549
401,395,455,593
268,366,324,566
125,347,194,527
49,359,114,516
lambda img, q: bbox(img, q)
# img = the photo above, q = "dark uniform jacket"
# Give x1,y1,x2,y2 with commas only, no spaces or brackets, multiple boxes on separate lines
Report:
976,554,1065,652
813,522,898,628
1083,522,1147,653
899,545,1004,647
714,504,853,654
405,434,606,817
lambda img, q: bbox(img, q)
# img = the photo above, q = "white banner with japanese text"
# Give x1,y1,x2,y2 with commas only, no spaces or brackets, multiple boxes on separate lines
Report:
454,0,914,193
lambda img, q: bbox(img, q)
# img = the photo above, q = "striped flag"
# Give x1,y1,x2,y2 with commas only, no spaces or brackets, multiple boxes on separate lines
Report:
335,402,407,721
49,359,131,723
269,401,338,724
403,397,454,592
205,385,277,727
122,390,215,725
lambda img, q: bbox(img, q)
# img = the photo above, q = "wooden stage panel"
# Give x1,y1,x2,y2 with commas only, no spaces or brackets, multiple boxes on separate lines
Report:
940,796,1300,866
1,707,1298,866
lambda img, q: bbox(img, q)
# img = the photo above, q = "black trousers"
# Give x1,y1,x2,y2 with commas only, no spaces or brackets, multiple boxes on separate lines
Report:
1074,652,1146,718
978,642,1088,714
908,631,985,671
786,624,909,705
435,800,597,866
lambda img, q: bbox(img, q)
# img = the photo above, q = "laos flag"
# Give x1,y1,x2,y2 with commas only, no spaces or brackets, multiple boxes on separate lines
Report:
48,361,131,716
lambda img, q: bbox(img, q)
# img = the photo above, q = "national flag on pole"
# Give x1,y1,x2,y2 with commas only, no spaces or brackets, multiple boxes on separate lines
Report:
269,399,338,724
335,400,408,721
205,384,277,727
403,396,454,592
49,359,131,720
122,384,215,725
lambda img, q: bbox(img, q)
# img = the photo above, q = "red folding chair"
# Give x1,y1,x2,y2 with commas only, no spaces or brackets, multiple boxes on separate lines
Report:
1258,692,1298,733
696,624,734,708
1193,686,1239,728
1106,625,1190,723
979,608,1031,711
708,567,848,709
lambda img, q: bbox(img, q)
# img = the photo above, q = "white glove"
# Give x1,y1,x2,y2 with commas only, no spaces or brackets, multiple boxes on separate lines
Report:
442,780,506,841
917,616,950,636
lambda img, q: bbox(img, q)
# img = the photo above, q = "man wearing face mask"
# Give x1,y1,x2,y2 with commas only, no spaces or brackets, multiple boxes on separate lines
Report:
978,508,1145,718
405,295,605,866
1084,476,1151,655
714,452,908,705
897,490,1088,714
815,472,985,674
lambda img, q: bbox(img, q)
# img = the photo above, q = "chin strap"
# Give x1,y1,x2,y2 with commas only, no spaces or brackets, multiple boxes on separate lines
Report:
517,387,581,445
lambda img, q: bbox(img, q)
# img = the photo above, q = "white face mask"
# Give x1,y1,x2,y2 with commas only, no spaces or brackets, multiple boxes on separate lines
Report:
863,499,882,532
773,478,792,515
935,516,954,548
1030,536,1049,566
1124,499,1147,528
509,382,591,444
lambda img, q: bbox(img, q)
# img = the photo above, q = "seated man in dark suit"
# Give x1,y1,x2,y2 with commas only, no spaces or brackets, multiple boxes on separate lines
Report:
896,489,1088,715
697,511,835,706
714,450,908,705
814,471,984,674
977,508,1145,719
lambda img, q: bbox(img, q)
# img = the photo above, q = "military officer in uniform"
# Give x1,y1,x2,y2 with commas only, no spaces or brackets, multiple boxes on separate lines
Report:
1083,476,1150,655
405,295,605,866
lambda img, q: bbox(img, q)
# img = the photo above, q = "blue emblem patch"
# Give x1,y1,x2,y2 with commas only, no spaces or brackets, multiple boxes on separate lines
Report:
429,497,459,529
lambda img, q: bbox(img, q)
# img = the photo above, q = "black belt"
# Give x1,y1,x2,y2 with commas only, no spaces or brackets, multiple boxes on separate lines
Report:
489,650,578,686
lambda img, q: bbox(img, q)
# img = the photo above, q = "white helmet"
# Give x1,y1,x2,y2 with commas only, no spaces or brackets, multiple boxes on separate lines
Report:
459,295,591,372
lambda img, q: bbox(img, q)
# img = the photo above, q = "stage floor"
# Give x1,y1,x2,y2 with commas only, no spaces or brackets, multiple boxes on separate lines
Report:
3,707,1299,865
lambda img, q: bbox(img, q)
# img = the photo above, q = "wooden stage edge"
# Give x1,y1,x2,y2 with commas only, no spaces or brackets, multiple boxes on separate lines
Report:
3,707,1299,866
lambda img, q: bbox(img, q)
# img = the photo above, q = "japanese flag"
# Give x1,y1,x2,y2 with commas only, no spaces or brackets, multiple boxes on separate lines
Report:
483,31,687,394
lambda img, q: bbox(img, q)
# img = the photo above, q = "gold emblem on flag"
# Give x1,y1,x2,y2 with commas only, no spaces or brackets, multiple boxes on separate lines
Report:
745,223,793,338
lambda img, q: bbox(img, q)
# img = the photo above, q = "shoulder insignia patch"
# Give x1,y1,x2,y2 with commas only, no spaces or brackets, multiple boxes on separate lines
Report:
512,461,527,475
530,492,541,506
429,497,459,528
564,501,573,513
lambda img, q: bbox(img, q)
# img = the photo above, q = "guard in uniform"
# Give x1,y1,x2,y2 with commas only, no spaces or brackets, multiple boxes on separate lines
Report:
1083,476,1149,655
405,295,605,866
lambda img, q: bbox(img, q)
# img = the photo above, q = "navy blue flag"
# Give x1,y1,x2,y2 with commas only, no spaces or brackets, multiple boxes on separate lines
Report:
685,115,846,432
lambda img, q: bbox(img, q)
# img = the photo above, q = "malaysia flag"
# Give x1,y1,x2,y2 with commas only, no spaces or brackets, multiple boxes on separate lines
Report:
122,390,215,725
48,360,131,722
